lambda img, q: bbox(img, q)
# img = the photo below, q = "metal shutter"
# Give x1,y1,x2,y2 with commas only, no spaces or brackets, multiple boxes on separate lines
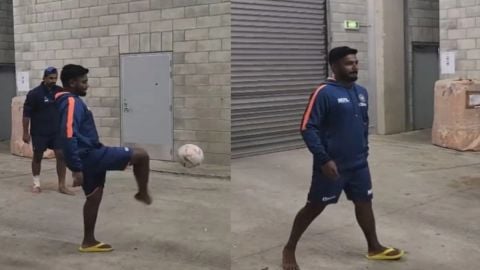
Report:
232,0,328,158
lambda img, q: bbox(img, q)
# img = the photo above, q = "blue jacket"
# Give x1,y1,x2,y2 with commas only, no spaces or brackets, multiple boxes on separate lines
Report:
55,92,102,172
23,83,62,136
301,79,369,172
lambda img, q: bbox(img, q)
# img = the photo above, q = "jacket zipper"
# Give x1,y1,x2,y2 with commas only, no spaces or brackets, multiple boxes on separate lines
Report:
345,86,358,117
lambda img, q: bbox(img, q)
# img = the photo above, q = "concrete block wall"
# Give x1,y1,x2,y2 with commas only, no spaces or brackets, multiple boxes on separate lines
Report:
440,0,480,79
408,0,440,43
327,0,375,128
407,0,439,128
13,0,231,165
327,0,369,87
0,0,14,63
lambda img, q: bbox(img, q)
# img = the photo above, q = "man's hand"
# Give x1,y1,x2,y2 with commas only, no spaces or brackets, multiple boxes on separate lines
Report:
22,133,31,144
72,172,84,187
321,160,340,180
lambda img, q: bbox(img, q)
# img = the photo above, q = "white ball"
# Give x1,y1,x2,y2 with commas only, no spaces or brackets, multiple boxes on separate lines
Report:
177,144,204,168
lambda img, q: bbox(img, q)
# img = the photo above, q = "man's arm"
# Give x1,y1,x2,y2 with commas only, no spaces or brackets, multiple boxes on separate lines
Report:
300,86,331,164
363,90,370,145
301,86,339,179
22,117,30,143
59,96,84,172
22,91,34,143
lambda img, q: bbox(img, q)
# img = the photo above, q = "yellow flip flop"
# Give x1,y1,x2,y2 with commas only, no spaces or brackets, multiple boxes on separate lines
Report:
366,247,404,260
78,242,113,253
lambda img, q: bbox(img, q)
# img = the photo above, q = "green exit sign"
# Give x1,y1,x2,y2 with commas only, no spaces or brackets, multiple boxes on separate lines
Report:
344,20,360,30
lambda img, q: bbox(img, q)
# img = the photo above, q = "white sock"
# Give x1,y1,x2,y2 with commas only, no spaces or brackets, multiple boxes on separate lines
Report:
33,175,40,187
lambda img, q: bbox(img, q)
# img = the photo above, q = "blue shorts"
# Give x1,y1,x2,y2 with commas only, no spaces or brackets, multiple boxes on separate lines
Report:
307,165,373,204
32,135,61,152
80,146,133,196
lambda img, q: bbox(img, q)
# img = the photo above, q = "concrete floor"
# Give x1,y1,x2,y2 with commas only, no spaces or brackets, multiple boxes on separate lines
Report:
232,130,480,270
0,144,230,270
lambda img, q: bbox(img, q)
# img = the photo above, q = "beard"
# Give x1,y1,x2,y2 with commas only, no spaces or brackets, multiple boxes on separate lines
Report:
346,72,358,82
75,88,87,97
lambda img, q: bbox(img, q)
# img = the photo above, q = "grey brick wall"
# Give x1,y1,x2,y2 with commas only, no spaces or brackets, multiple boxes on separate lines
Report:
0,0,14,63
407,0,439,126
327,0,369,87
327,0,374,128
408,0,439,43
13,0,231,165
440,0,480,79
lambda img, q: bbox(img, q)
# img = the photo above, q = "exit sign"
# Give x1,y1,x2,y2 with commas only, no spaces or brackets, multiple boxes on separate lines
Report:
344,20,360,30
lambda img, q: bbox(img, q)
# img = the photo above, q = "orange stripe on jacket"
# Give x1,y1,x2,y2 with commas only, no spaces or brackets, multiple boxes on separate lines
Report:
66,97,75,138
301,85,327,131
55,91,68,100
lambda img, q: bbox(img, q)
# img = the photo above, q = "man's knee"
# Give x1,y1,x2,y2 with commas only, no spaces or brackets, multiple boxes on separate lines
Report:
54,150,64,160
86,187,103,202
131,147,149,164
353,200,372,209
304,202,328,216
33,151,44,163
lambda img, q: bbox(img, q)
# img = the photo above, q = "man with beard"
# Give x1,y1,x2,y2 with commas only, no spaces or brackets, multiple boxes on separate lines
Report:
55,64,152,252
282,47,404,270
23,66,74,195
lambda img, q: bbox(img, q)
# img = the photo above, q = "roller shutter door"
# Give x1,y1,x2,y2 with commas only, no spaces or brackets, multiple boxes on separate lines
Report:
232,0,328,158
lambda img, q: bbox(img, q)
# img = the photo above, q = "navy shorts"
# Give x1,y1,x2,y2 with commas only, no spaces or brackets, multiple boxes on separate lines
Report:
32,135,61,152
80,146,133,196
307,165,373,204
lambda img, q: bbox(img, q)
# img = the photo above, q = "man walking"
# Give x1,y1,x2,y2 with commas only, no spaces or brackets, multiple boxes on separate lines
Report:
282,47,404,270
55,64,152,252
23,67,74,195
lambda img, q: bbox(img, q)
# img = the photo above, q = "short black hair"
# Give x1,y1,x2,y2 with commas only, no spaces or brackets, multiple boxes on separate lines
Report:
328,46,358,65
60,64,89,87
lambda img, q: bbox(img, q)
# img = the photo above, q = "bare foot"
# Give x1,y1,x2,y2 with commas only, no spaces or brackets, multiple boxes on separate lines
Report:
282,247,300,270
32,186,41,193
59,187,75,196
134,192,152,205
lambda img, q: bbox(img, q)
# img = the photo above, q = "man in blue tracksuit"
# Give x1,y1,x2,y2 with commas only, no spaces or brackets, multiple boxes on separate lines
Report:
23,67,74,195
55,64,152,252
282,47,404,270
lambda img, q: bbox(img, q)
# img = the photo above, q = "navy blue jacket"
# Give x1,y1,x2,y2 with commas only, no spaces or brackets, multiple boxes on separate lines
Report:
55,92,102,172
23,83,62,136
301,79,369,172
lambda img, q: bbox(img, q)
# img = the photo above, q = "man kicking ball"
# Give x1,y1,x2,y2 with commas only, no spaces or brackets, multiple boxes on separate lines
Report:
282,47,404,270
55,64,152,252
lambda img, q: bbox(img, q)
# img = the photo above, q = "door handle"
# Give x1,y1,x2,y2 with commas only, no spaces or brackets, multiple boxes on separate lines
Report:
123,100,130,112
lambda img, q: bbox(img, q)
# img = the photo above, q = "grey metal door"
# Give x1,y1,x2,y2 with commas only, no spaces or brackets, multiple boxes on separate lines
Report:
232,0,328,158
413,45,439,130
0,64,16,140
120,53,173,160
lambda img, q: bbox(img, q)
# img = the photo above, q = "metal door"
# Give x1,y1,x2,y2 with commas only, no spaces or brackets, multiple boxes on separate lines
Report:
232,0,328,158
413,45,439,130
0,64,16,140
120,53,173,160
